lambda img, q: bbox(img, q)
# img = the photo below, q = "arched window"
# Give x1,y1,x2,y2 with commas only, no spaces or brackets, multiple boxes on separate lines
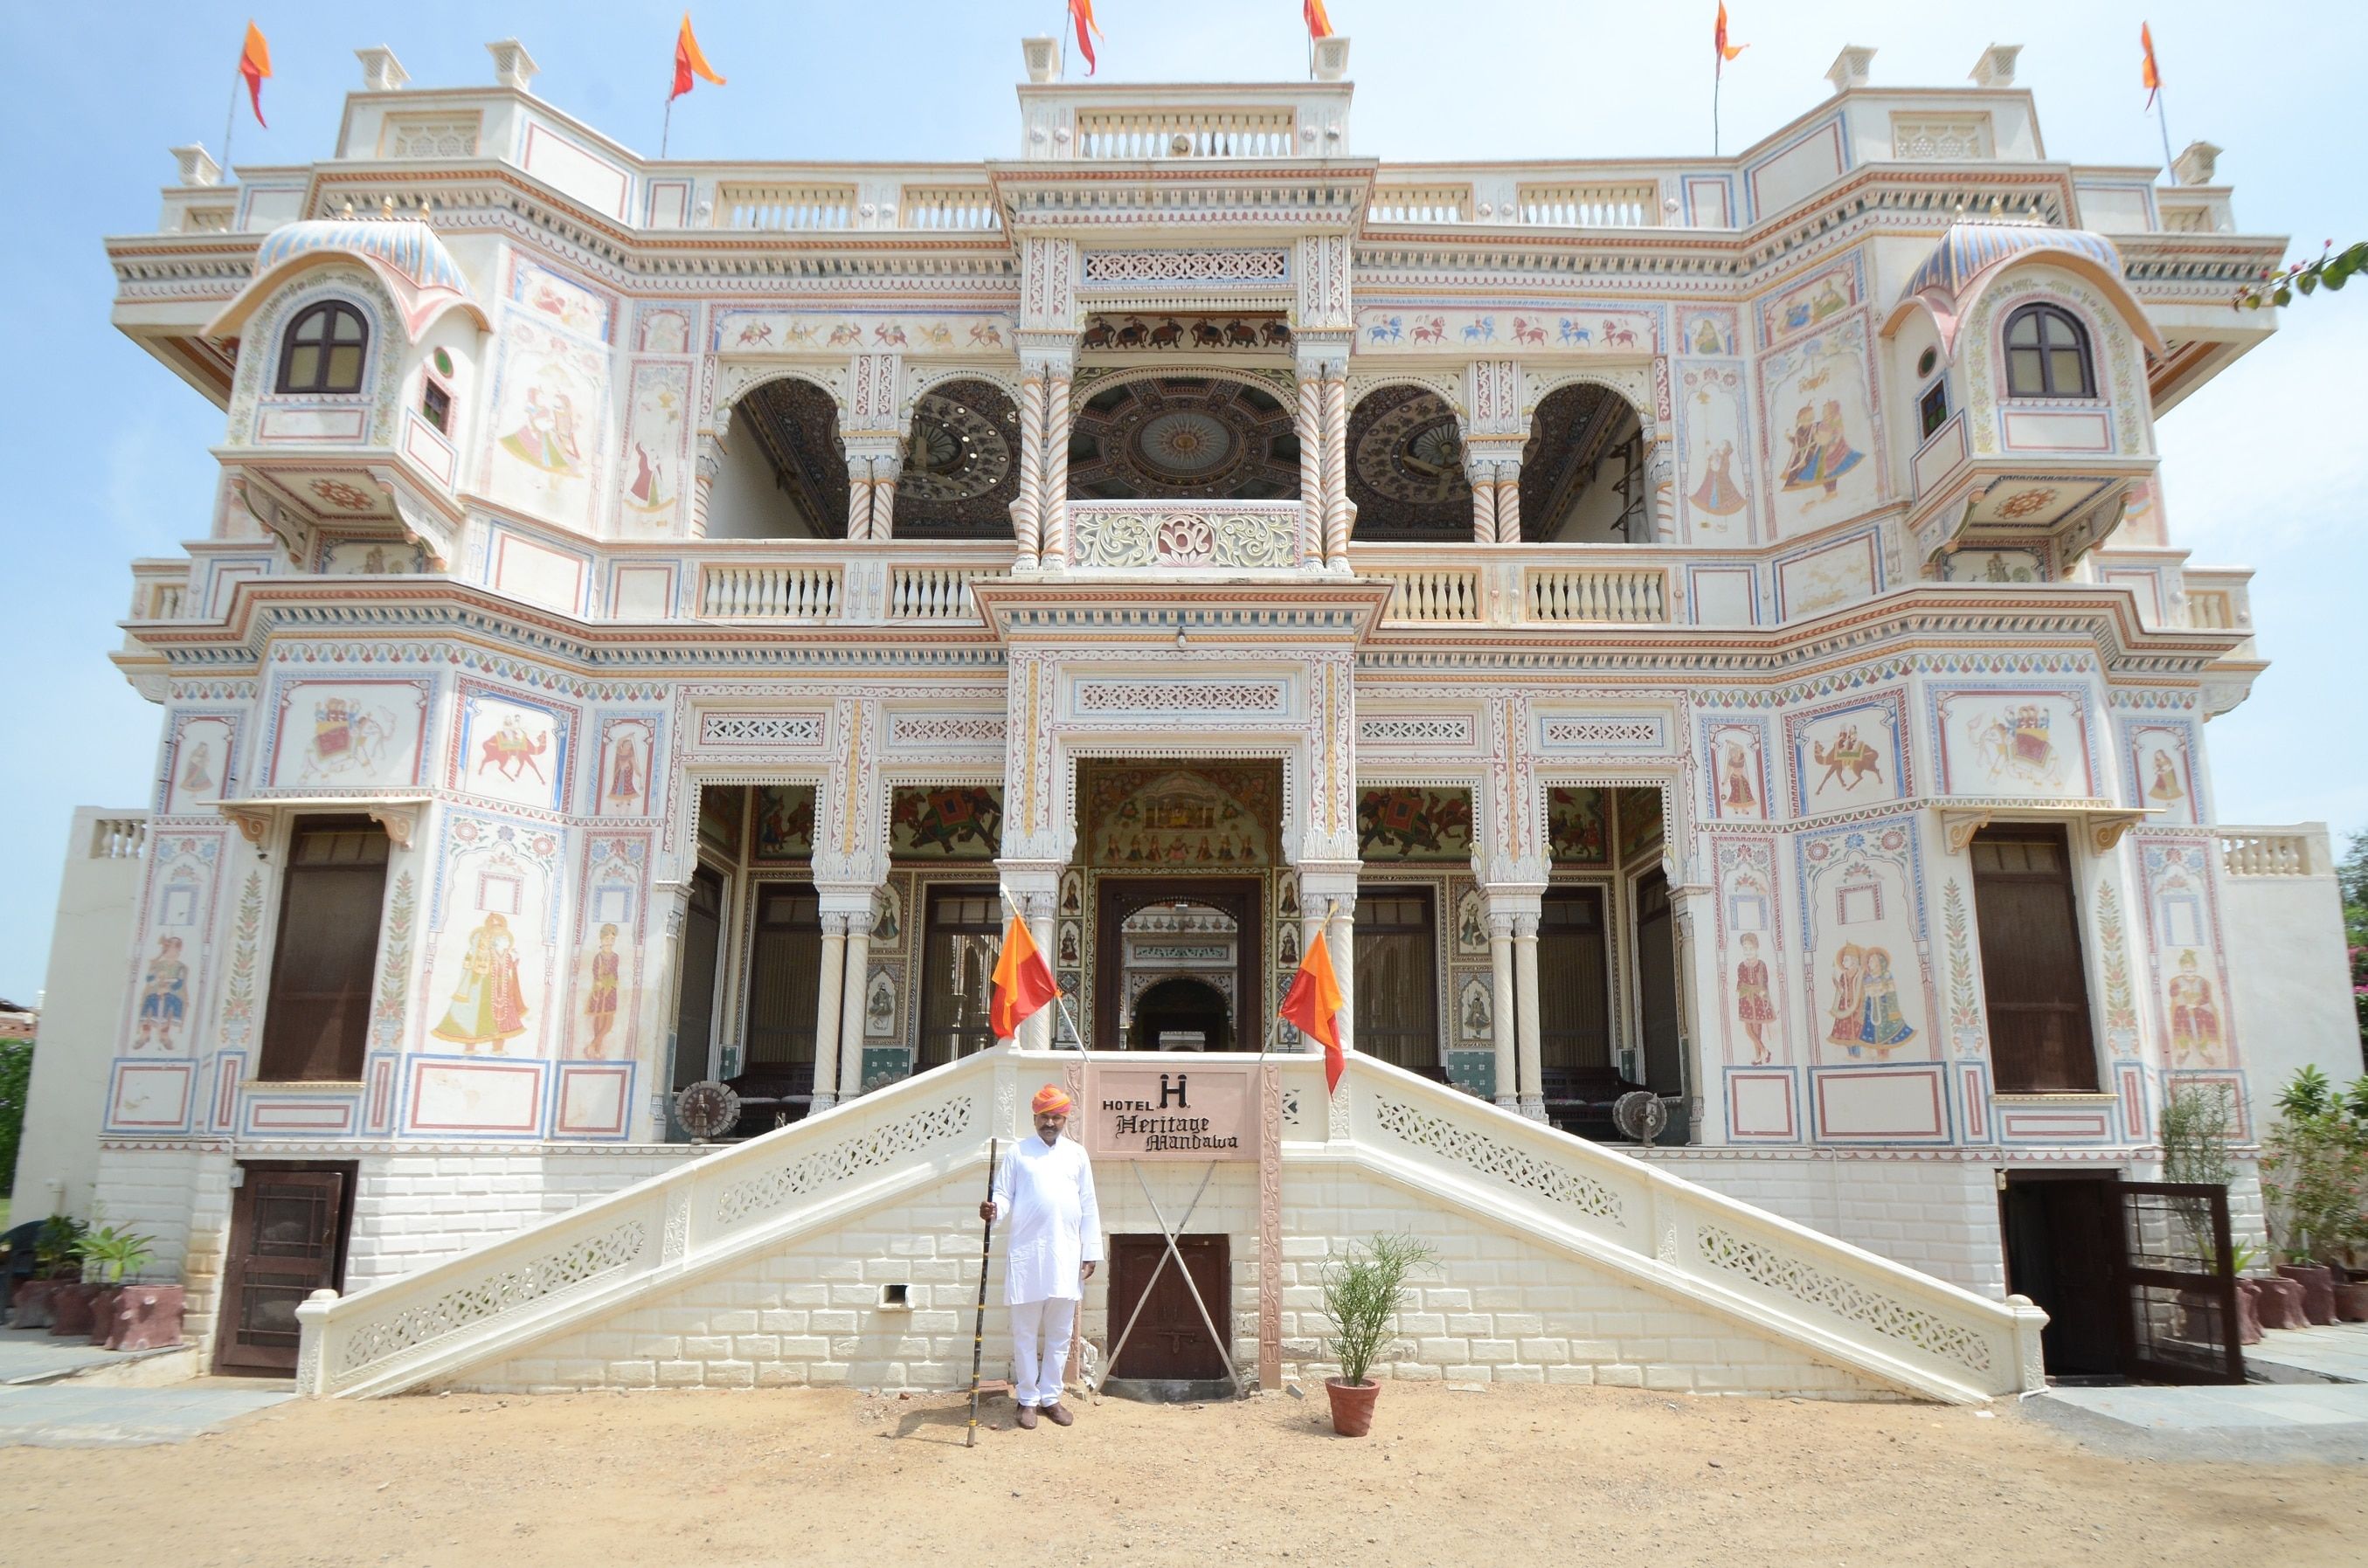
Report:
2002,304,2094,399
276,301,370,394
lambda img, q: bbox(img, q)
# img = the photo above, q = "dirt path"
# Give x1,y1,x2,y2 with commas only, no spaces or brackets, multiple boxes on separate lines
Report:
2,1382,2357,1567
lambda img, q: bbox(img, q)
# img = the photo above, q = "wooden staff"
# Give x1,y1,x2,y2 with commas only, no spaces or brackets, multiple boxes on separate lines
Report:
965,1137,1001,1447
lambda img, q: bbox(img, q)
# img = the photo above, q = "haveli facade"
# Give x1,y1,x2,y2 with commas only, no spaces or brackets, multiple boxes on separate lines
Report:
53,35,2361,1392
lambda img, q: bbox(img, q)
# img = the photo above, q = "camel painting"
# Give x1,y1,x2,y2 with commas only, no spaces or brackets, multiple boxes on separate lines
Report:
477,713,553,784
1810,727,1883,798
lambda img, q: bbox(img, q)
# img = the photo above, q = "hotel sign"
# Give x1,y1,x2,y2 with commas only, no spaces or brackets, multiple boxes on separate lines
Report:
1082,1062,1262,1161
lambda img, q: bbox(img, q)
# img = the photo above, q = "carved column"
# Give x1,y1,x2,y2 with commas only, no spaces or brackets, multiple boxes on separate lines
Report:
1488,911,1517,1110
1027,888,1061,1048
1644,437,1677,542
1326,894,1357,1058
1467,459,1498,544
838,895,875,1099
1513,911,1545,1120
1298,368,1326,566
1040,370,1074,570
810,913,849,1110
844,456,876,542
869,466,899,541
1494,472,1522,543
1321,371,1351,569
689,435,724,540
1011,367,1048,570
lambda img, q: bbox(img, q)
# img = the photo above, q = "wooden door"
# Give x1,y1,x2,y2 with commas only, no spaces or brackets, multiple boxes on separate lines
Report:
1633,871,1681,1095
1538,887,1610,1072
2001,1175,2122,1378
1108,1233,1231,1381
918,887,1003,1068
2114,1178,2245,1385
1970,826,2099,1092
737,882,820,1122
1354,887,1438,1070
257,818,389,1082
215,1163,354,1376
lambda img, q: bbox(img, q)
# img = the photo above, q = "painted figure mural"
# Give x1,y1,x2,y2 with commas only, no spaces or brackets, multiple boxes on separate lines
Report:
1779,399,1865,501
1690,440,1748,517
2168,950,2224,1064
1826,943,1866,1050
1721,739,1759,816
1811,725,1883,798
178,742,215,796
584,922,620,1059
1733,932,1775,1064
432,912,530,1053
2147,749,2186,809
133,936,189,1051
606,736,641,806
497,373,584,477
1825,943,1915,1057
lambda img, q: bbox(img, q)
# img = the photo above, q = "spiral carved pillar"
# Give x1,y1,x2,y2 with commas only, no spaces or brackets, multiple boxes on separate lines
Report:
1011,369,1047,570
1467,459,1498,544
844,456,875,542
1494,471,1523,543
1298,372,1326,566
1321,372,1350,570
1041,374,1073,570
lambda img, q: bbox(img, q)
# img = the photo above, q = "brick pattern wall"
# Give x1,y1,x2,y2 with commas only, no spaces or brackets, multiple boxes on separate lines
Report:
344,1150,703,1288
450,1157,1885,1398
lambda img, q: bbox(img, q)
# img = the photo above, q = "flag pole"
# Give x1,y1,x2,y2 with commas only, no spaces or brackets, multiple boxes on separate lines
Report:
1713,66,1721,159
661,94,675,159
965,1136,1000,1447
2154,88,2176,182
223,73,241,176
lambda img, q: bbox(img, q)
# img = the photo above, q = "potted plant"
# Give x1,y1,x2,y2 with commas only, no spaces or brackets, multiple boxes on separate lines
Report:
2162,1083,2240,1340
77,1226,156,1347
2261,1067,2367,1327
1317,1233,1433,1438
14,1217,89,1332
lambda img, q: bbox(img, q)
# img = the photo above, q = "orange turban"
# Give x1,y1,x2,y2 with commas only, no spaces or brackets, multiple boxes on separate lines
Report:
1031,1084,1073,1116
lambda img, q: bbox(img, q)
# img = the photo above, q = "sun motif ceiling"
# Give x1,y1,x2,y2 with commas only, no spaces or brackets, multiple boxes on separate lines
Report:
1346,385,1471,537
895,379,1020,535
1067,376,1298,501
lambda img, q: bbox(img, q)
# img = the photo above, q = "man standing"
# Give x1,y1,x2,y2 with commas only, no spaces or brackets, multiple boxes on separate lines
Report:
980,1084,1102,1428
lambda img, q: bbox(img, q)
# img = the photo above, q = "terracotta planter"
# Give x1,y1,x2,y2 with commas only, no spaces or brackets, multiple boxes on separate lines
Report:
1325,1377,1381,1438
10,1279,60,1330
103,1286,185,1351
85,1287,123,1345
2234,1280,2264,1344
2333,1281,2368,1325
49,1282,100,1337
2255,1275,2310,1331
2277,1263,2337,1326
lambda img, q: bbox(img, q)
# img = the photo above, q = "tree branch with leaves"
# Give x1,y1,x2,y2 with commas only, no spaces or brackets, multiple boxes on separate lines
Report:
2237,240,2368,309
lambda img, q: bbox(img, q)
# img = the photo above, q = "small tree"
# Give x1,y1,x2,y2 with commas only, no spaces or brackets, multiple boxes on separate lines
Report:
2162,1082,2237,1266
1319,1233,1435,1387
2260,1067,2368,1267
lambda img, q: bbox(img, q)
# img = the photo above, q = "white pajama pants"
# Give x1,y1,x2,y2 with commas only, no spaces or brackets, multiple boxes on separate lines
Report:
1008,1295,1077,1408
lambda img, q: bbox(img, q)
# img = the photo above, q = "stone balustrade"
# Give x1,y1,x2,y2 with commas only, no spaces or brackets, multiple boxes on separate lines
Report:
2215,825,2329,879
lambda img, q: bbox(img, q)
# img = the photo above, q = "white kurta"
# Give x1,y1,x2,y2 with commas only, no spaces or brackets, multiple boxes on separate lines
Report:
990,1133,1103,1305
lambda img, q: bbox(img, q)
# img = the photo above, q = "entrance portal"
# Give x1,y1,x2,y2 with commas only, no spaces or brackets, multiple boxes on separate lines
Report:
1131,976,1232,1051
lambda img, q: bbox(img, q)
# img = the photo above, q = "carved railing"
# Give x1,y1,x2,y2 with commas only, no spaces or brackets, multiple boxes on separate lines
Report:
888,564,984,621
1368,184,1470,224
1335,1058,2046,1403
697,563,841,620
1525,564,1669,623
1516,180,1662,228
1067,501,1303,570
1371,565,1482,623
294,1056,997,1399
1073,108,1297,160
2216,825,2327,879
897,185,1001,231
714,183,857,231
87,813,149,860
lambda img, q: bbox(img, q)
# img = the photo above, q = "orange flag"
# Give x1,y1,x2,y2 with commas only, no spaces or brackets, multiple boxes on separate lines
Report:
238,21,272,128
672,14,726,101
1304,0,1334,41
1714,3,1746,74
2140,23,2163,108
989,915,1058,1041
1070,0,1102,76
1280,929,1347,1093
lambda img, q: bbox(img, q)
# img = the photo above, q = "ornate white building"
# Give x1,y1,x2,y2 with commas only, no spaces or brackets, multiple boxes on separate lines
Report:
44,35,2358,1394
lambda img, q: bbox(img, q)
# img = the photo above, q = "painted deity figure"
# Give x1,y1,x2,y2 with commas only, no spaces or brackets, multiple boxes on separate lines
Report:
1721,740,1758,815
606,736,641,805
1856,947,1916,1053
1690,439,1748,516
584,922,620,1059
2168,950,2223,1063
432,912,530,1053
1734,932,1776,1064
1783,398,1865,501
178,741,215,795
2148,749,2187,807
1827,943,1866,1049
498,379,582,475
134,936,189,1050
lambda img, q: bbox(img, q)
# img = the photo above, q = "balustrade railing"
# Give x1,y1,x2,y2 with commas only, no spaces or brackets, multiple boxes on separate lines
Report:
1525,564,1669,624
88,815,148,860
2215,826,2325,878
1368,185,1470,224
1074,108,1297,159
698,563,841,620
888,564,983,621
1371,566,1482,623
1517,181,1662,228
715,183,856,231
897,185,1001,231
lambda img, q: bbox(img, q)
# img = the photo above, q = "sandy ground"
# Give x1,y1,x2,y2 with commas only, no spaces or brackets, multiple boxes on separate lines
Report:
1,1380,2358,1567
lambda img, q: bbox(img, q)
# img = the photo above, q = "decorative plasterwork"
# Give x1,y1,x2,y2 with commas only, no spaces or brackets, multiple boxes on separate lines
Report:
218,794,430,849
1933,802,2146,856
1080,248,1291,287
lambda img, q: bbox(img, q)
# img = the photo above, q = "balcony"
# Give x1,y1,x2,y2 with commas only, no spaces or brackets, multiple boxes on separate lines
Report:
1349,546,1674,627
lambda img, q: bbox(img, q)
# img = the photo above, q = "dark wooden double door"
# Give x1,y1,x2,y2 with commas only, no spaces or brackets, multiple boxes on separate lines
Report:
2001,1174,2243,1384
215,1162,356,1376
1107,1233,1231,1381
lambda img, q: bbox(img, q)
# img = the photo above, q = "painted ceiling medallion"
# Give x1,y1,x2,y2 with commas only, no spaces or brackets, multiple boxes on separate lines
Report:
899,389,1014,502
1344,385,1471,537
1069,376,1298,501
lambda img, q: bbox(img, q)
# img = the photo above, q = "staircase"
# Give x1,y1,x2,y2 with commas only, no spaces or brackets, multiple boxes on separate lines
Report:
294,1049,2045,1404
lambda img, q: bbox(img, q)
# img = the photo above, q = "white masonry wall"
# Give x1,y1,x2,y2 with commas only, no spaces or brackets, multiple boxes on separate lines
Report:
446,1152,1886,1399
343,1149,706,1289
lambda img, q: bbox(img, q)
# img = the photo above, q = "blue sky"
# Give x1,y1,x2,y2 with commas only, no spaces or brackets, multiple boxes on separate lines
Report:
1,1,2360,1002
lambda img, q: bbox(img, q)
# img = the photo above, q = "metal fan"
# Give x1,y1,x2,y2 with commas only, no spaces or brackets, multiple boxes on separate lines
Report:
675,1080,742,1143
1612,1090,1669,1146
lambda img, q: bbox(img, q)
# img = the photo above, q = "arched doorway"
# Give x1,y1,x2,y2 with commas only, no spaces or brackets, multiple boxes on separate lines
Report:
1347,383,1471,540
893,377,1020,538
714,377,849,539
1520,382,1651,542
1130,976,1232,1052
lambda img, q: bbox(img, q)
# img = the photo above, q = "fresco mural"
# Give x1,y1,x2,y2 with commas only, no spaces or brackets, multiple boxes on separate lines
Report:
1934,687,2095,798
163,715,237,816
711,308,1014,353
1797,820,1930,1067
753,785,817,861
619,363,690,529
1356,788,1474,862
2140,839,2237,1069
268,679,430,789
1704,721,1769,821
1082,763,1277,868
698,785,743,858
1759,313,1880,527
890,786,1001,860
1786,692,1909,816
1546,786,1609,864
421,814,560,1068
1677,357,1753,540
483,259,615,530
1354,305,1659,353
2125,721,2201,825
1616,786,1664,865
571,832,649,1063
454,686,574,813
593,717,656,818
